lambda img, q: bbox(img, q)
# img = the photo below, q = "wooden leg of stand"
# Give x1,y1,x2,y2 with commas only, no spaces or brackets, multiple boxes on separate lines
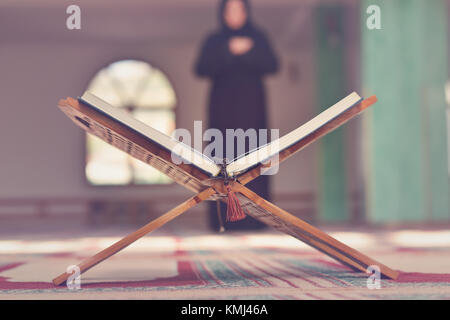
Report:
52,188,216,286
235,184,399,280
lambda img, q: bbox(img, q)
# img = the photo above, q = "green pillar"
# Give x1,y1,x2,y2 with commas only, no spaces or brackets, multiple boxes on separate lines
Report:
316,6,349,222
361,0,449,223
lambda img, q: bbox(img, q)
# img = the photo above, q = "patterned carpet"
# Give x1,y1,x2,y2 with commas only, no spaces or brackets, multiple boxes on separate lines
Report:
1,228,450,299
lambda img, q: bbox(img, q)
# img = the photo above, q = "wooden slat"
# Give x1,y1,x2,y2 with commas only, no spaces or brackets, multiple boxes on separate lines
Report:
52,188,216,286
58,98,211,193
237,96,378,185
234,182,399,280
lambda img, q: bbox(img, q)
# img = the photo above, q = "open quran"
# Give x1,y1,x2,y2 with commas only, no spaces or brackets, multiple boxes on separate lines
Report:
60,91,363,189
53,91,399,286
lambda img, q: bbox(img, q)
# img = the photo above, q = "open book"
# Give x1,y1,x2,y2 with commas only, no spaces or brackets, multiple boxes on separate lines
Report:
59,91,363,191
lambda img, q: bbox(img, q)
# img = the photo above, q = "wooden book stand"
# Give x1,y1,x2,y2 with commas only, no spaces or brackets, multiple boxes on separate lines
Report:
53,95,399,286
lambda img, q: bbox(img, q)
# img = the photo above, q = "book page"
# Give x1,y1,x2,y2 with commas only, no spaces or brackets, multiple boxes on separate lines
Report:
80,92,221,177
226,92,362,176
59,100,209,193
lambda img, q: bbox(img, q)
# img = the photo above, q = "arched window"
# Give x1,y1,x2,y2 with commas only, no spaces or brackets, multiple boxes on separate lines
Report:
85,60,177,185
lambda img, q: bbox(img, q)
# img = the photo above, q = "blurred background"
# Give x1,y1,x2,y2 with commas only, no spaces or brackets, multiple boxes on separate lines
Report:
0,0,449,234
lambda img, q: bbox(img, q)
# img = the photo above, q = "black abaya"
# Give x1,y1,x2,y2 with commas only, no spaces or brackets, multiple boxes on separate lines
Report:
195,0,279,230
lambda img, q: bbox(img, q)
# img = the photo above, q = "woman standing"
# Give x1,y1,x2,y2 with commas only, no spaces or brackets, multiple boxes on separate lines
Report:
195,0,279,230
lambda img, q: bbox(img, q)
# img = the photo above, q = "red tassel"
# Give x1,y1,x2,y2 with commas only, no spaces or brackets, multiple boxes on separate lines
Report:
226,185,247,222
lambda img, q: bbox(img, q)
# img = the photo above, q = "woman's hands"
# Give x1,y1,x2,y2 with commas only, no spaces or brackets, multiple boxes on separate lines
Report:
229,36,254,55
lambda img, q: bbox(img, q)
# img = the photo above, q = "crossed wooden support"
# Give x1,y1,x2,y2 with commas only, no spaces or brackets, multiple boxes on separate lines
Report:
54,94,399,286
53,181,399,286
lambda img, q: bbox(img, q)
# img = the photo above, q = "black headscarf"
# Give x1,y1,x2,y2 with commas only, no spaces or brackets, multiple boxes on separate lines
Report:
196,0,279,79
218,0,253,35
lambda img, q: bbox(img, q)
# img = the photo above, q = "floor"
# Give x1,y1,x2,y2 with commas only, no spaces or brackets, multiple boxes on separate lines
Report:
1,223,450,299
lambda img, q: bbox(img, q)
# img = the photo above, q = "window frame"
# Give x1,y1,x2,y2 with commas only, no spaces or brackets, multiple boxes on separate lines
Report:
82,59,179,188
